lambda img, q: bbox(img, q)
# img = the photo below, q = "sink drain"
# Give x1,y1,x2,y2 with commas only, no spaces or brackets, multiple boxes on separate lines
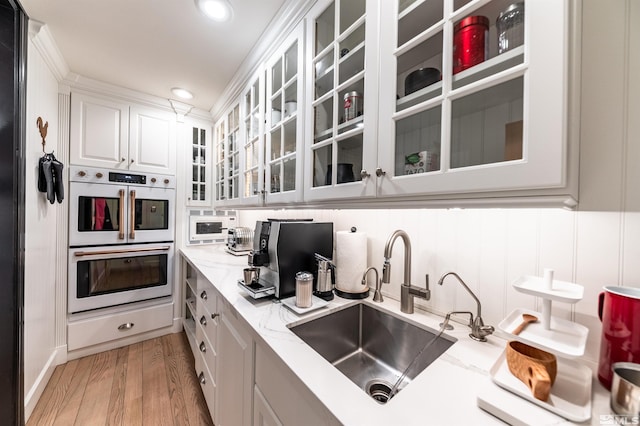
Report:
365,379,395,404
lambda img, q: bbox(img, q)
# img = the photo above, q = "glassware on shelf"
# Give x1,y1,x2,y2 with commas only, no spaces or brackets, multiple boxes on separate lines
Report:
497,2,525,55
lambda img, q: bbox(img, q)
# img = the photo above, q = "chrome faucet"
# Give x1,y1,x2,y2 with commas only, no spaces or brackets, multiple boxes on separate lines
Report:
382,230,430,313
361,267,383,302
437,272,494,342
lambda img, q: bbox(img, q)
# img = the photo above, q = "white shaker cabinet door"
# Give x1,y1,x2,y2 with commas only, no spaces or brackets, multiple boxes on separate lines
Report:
70,92,129,169
129,105,176,174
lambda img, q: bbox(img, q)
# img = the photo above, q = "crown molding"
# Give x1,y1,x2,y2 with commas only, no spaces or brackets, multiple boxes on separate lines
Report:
28,20,70,82
210,0,316,119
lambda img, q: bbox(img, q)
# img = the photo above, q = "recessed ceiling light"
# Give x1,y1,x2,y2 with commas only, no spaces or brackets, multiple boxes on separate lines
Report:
195,0,233,22
171,87,194,100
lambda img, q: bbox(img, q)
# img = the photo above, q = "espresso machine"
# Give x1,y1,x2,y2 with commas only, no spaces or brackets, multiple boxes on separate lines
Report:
239,220,333,299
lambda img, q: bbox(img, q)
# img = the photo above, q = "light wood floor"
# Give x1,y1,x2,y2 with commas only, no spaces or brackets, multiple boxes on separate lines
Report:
27,332,213,426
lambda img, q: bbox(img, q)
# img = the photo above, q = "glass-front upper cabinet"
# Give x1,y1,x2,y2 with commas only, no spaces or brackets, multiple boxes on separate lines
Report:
239,70,265,205
377,0,570,199
264,24,304,204
186,118,212,206
304,0,380,202
214,102,240,204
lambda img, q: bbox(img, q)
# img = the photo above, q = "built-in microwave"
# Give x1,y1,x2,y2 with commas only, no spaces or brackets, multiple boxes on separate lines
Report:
189,215,234,242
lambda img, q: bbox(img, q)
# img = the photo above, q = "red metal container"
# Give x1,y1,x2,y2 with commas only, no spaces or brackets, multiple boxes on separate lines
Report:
598,286,640,390
453,15,489,74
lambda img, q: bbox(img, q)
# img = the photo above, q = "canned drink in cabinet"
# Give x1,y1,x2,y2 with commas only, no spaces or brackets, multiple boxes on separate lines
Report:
343,91,362,121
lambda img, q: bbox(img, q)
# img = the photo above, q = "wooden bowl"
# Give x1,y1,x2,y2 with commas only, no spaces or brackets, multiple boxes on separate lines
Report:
506,340,557,401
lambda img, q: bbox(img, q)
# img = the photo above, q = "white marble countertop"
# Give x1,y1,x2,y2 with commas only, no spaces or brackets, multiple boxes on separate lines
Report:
180,245,612,425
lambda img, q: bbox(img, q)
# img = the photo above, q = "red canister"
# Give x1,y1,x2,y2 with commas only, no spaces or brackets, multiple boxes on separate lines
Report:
597,286,640,390
453,15,489,74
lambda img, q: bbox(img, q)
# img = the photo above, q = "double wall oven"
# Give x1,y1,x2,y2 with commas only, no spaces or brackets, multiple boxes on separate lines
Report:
68,166,175,313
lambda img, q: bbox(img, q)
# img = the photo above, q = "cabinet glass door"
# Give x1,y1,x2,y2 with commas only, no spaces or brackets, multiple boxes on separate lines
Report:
228,104,240,201
378,0,564,197
265,25,304,203
188,121,211,206
305,0,378,201
241,71,264,204
214,120,226,201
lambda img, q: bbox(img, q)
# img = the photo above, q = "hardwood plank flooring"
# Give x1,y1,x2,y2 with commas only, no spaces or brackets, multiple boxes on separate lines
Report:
27,333,213,426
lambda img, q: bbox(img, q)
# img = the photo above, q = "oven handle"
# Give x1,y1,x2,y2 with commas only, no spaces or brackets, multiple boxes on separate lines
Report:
74,246,171,257
118,189,125,240
129,189,136,240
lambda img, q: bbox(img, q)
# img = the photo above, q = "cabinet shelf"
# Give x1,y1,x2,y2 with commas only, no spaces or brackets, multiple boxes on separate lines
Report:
452,45,524,90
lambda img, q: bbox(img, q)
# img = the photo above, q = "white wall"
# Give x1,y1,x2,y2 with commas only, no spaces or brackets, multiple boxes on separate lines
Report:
238,0,640,371
23,23,67,419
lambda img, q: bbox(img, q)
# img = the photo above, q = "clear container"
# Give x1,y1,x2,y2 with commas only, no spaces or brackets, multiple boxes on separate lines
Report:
497,2,525,54
295,271,313,308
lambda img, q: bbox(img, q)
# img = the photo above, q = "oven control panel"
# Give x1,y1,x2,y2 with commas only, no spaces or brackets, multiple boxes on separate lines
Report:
69,165,174,188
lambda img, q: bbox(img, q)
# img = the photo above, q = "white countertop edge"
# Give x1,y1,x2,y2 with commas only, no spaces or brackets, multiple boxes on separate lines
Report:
180,245,612,425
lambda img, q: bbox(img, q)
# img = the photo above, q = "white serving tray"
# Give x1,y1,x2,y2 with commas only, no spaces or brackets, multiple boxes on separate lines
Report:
490,349,592,422
512,275,584,303
281,296,329,315
498,308,588,358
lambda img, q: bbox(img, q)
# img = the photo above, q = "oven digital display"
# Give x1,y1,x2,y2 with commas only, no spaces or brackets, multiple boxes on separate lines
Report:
109,171,146,184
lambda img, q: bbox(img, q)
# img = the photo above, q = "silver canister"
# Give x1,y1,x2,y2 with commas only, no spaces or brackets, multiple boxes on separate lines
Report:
343,91,362,121
611,362,640,417
496,2,524,54
295,271,313,308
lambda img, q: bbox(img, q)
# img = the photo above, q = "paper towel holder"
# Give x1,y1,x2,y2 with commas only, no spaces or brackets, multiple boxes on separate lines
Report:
335,226,370,300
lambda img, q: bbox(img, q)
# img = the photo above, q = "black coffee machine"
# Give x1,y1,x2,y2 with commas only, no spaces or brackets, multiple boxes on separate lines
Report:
240,220,333,299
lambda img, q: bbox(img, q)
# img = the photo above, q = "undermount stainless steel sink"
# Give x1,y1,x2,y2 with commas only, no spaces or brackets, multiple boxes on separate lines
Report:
289,302,456,403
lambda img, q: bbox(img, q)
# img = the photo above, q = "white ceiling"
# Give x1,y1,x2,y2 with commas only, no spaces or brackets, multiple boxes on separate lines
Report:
20,0,287,111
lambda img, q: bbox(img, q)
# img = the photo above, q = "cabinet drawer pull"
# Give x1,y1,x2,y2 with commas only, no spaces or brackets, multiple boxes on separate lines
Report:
199,341,206,353
211,313,219,320
376,167,386,177
118,322,134,331
200,291,208,300
198,372,206,385
360,169,370,179
199,315,207,326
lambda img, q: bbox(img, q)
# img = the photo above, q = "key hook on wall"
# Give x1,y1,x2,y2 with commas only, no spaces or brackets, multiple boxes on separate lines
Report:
36,116,50,153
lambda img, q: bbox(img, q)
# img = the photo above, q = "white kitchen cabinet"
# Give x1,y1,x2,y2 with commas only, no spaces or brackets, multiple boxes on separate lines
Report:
181,256,252,425
214,102,241,205
70,91,177,175
303,0,380,202
253,386,283,426
254,342,340,425
186,118,213,206
238,70,265,206
216,299,253,426
373,0,574,203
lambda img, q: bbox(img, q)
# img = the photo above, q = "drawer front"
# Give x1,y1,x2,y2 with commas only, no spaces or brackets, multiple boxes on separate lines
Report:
195,320,217,378
196,301,218,350
195,351,216,422
196,284,218,320
68,302,173,351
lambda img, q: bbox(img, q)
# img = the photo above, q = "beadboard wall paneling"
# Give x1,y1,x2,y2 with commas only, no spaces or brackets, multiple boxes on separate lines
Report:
24,36,60,417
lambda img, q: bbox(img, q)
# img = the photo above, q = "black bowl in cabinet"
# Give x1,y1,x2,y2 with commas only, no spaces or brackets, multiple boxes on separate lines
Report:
404,67,440,96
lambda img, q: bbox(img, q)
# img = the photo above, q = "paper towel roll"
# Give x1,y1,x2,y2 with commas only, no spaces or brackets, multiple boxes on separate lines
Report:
335,230,367,294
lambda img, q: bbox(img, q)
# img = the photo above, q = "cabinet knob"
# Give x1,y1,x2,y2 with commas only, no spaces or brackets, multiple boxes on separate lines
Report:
121,157,126,162
95,172,103,178
199,341,206,353
211,313,219,320
199,315,207,326
198,372,206,385
151,177,157,183
360,169,370,179
376,168,386,177
200,291,207,300
164,179,170,184
78,170,87,177
130,159,135,164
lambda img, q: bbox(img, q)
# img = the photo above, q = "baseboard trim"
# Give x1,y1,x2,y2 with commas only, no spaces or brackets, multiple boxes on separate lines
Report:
24,346,66,422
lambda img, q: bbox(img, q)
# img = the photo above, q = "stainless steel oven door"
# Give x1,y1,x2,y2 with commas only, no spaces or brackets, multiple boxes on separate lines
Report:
69,181,175,246
68,243,174,313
